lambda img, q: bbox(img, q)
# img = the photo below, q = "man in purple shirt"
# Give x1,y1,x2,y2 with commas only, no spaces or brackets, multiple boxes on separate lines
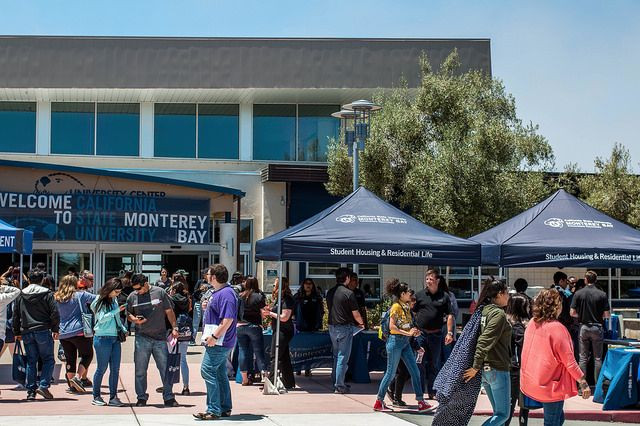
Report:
193,264,238,421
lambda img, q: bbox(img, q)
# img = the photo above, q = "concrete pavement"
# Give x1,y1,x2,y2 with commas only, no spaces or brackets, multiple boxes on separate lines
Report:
1,337,638,424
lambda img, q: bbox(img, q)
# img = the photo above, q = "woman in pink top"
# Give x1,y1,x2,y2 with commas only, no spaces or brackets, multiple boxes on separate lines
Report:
521,289,590,426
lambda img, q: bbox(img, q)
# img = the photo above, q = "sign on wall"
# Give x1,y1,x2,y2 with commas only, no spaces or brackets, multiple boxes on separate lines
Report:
0,191,210,244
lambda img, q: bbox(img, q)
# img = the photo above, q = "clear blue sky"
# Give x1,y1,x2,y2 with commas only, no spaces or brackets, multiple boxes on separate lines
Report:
2,0,638,172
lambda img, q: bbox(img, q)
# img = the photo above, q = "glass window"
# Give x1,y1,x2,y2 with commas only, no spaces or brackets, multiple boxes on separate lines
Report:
198,104,239,159
213,219,252,244
298,105,340,162
0,102,36,153
308,262,341,276
253,104,296,161
154,103,196,158
448,278,473,300
97,103,140,156
51,102,95,155
620,279,640,299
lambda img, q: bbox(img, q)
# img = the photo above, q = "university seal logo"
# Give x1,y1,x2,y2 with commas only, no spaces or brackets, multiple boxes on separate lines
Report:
335,214,357,224
544,218,564,228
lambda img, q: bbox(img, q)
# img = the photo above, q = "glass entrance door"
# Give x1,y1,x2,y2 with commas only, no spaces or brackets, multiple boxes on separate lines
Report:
103,253,138,282
54,252,93,283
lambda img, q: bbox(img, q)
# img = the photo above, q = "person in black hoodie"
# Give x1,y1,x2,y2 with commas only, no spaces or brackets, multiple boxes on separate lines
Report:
505,293,531,426
294,278,324,377
12,270,60,400
168,280,192,395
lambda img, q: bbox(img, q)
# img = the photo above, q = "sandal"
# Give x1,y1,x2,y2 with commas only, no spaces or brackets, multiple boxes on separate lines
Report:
193,412,220,421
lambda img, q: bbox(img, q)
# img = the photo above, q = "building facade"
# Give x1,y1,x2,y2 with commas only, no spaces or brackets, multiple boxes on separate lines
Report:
0,35,517,302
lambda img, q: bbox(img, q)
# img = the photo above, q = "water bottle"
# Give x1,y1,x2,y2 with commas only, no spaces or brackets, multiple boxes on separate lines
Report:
416,351,424,364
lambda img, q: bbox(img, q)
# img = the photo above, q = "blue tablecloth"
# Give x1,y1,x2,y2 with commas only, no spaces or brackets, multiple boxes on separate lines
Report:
233,330,386,384
594,347,640,410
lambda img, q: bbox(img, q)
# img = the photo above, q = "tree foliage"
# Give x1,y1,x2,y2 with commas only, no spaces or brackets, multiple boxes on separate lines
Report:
578,143,640,227
326,50,555,237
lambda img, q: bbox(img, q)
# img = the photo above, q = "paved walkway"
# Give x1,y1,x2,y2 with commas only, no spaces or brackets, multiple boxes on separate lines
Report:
1,338,638,423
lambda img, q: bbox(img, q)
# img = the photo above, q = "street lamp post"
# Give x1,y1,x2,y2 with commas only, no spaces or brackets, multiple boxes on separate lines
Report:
332,100,381,191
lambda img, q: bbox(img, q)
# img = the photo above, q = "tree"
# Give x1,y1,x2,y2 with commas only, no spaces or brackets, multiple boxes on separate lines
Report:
578,143,640,227
326,50,555,237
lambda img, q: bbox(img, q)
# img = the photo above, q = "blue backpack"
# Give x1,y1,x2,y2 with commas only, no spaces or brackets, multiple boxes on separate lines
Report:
379,308,391,341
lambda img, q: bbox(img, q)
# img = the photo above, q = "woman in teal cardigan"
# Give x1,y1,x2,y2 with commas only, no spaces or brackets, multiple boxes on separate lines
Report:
90,277,127,407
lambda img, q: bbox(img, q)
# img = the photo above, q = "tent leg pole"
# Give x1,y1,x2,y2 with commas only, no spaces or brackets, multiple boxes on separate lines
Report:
19,254,23,288
29,254,33,271
608,268,612,319
272,261,283,392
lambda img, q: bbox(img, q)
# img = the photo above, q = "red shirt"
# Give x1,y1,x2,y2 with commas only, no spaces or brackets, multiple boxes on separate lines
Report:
520,320,584,402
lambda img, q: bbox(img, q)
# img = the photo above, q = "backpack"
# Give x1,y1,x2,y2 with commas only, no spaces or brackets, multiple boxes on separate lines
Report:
176,313,193,342
378,308,391,341
232,285,245,323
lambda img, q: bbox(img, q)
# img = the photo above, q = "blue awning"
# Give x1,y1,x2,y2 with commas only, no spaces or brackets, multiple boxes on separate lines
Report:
256,187,480,265
0,218,33,255
471,189,640,267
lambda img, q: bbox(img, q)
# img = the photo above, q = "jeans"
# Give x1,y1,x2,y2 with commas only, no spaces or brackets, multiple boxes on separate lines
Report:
418,331,443,394
201,345,232,416
376,335,424,401
481,368,511,426
178,340,190,387
579,324,604,383
93,336,121,399
542,400,565,426
329,324,354,391
191,300,203,342
134,334,174,402
237,324,267,372
22,330,55,392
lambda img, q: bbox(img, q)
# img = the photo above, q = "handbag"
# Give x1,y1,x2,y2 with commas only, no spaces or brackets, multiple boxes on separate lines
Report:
521,393,543,410
12,341,27,384
113,314,127,343
78,295,94,337
164,343,181,384
176,313,193,342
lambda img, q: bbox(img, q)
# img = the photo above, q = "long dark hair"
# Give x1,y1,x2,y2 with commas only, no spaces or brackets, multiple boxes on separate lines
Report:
477,278,508,307
272,277,292,301
241,276,259,300
506,293,530,325
298,278,318,298
385,278,410,302
93,277,123,313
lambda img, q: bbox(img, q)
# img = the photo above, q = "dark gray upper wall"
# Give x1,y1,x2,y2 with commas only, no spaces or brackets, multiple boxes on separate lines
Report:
0,36,491,89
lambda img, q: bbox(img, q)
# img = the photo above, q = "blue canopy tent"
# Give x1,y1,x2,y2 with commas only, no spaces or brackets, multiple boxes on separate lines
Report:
0,218,34,287
256,186,481,265
471,189,640,305
255,187,480,393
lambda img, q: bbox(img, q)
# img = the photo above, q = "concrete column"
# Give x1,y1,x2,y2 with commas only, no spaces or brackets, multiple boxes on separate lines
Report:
140,102,154,158
36,101,51,155
239,103,253,161
220,222,238,277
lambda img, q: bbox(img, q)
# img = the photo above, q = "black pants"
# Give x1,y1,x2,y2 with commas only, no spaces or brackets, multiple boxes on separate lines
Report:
506,372,529,426
60,335,94,374
270,328,295,389
389,359,409,400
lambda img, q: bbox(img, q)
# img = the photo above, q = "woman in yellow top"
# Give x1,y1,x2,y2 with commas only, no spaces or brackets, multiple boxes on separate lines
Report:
374,279,435,413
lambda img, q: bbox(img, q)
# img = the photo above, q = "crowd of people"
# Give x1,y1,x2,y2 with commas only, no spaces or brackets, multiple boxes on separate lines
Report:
0,261,613,424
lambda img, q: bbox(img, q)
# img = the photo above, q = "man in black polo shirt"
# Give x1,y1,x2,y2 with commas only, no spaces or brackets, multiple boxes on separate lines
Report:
570,270,610,385
551,271,573,330
413,269,454,398
326,267,364,394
